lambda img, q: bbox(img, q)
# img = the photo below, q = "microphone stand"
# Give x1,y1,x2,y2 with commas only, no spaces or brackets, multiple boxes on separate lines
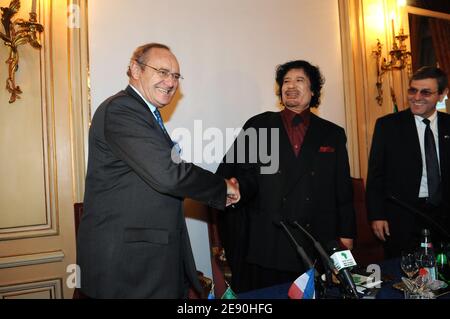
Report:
390,196,450,240
290,221,358,299
291,221,335,276
278,221,326,299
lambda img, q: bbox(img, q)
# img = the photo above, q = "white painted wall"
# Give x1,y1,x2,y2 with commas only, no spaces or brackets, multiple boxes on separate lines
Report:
88,0,345,279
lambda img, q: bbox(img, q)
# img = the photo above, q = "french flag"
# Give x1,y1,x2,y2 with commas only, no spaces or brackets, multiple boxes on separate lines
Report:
288,268,316,299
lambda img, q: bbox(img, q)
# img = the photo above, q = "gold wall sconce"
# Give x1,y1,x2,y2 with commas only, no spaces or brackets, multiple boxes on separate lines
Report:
373,27,412,106
0,0,43,103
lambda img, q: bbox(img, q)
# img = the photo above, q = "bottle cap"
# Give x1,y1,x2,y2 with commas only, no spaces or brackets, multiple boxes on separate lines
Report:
421,229,430,236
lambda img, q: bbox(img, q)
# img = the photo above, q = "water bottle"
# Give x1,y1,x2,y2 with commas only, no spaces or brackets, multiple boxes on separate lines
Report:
417,229,437,281
436,242,450,284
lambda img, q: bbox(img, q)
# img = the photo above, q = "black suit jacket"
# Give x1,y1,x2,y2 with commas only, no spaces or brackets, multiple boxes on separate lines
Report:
366,109,450,254
217,111,355,286
77,86,226,298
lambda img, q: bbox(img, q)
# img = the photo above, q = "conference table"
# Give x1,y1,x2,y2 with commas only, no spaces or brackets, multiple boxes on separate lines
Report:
238,258,449,299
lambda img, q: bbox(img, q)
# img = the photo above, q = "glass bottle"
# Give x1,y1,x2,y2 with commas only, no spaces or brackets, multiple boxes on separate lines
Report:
417,229,437,281
436,242,450,284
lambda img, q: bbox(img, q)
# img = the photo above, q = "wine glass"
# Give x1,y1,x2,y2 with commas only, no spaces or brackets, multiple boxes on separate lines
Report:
401,251,419,279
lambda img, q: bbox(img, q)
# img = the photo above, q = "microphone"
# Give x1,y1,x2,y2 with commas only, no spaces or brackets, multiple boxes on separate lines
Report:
274,220,314,269
290,221,336,273
389,196,450,239
274,219,327,298
290,220,359,299
327,240,359,299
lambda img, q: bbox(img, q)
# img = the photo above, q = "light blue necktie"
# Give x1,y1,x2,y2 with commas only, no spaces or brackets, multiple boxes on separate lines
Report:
153,108,181,155
153,108,170,137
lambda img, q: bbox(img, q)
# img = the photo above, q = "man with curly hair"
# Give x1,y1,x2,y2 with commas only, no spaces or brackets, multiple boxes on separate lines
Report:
218,60,355,292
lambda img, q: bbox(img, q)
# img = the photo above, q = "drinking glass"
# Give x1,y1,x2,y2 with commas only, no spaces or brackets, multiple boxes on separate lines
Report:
401,251,419,279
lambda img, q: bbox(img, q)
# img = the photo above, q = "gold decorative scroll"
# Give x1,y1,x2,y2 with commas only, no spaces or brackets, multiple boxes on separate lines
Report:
0,0,44,103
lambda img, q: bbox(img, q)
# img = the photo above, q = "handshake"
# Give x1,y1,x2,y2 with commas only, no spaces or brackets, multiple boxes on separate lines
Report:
225,178,241,207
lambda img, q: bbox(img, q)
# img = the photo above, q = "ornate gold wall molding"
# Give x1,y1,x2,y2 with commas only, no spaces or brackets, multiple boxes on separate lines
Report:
0,0,90,299
0,0,44,103
0,250,65,269
0,0,58,241
0,278,63,299
67,0,90,203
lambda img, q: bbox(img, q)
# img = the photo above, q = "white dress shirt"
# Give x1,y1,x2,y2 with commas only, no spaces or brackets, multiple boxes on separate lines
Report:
414,110,440,198
129,84,158,120
129,84,181,155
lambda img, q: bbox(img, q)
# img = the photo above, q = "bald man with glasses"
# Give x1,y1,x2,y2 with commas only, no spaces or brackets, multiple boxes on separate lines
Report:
77,43,240,298
366,66,450,258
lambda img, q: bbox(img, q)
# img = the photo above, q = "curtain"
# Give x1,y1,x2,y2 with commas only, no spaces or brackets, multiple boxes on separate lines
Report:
429,18,450,91
409,14,422,73
409,0,450,14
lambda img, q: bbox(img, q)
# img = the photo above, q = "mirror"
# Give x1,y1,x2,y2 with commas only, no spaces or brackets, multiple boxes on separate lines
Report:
407,7,450,112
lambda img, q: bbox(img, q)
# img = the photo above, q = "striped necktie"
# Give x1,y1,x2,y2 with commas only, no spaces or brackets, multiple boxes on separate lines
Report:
153,108,181,155
153,108,170,137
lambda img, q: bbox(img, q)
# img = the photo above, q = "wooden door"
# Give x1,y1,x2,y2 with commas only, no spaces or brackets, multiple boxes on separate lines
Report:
0,0,89,299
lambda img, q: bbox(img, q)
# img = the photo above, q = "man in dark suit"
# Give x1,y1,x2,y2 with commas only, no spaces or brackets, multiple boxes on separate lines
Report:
77,43,240,298
217,60,356,292
367,66,450,258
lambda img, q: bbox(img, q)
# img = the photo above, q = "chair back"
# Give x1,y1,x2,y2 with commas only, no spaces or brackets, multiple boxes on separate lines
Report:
74,202,84,237
207,208,232,298
73,203,88,299
351,178,385,265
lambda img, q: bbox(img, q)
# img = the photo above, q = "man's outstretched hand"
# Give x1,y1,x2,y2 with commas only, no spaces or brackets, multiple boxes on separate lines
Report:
225,177,240,207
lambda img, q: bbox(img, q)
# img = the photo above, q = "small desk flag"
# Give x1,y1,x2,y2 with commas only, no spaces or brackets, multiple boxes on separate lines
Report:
288,268,316,299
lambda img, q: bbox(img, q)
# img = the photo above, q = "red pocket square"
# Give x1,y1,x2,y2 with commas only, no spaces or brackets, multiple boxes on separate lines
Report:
319,146,335,153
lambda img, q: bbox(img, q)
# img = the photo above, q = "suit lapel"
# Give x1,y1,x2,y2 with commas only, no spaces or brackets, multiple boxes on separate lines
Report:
401,109,422,170
282,114,324,195
125,86,173,146
271,113,302,195
438,112,450,180
125,85,153,114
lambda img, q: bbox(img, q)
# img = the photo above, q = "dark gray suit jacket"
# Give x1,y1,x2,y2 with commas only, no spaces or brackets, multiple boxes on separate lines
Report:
77,86,226,298
366,109,450,255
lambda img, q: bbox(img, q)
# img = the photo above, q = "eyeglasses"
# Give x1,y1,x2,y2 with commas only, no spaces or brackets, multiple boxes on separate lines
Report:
136,60,184,81
407,87,438,98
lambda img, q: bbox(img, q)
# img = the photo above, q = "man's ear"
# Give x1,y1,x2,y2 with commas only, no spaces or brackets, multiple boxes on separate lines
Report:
439,88,449,102
129,60,142,79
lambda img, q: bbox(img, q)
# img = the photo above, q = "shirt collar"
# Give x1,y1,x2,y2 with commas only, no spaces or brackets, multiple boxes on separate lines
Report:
414,109,437,125
282,107,311,125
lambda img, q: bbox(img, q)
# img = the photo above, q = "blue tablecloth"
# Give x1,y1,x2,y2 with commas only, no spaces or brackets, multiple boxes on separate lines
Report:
238,282,292,299
373,258,405,299
238,258,449,299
